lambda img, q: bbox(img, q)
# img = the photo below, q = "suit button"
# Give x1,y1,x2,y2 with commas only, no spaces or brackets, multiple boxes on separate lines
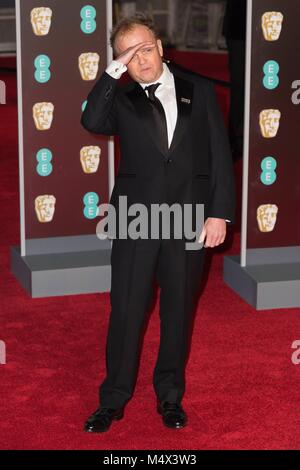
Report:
166,158,173,164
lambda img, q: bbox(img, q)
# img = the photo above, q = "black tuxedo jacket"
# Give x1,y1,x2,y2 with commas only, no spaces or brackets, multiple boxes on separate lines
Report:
81,62,235,224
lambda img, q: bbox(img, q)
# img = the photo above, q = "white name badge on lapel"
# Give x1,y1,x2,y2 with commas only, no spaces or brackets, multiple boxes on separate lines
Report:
181,97,191,104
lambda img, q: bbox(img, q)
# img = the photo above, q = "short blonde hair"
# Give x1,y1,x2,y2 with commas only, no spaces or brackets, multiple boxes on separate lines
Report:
110,12,158,55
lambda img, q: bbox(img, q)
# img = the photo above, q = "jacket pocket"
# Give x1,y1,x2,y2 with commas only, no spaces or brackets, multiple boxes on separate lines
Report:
194,174,210,180
117,173,137,178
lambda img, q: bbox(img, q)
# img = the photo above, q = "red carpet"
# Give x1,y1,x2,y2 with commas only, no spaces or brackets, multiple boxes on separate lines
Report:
1,68,300,450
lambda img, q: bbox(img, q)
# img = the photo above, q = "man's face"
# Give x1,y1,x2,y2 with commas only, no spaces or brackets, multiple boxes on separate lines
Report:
116,25,163,84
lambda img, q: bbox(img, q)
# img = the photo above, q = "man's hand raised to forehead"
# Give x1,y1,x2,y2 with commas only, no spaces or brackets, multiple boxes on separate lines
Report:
116,42,156,66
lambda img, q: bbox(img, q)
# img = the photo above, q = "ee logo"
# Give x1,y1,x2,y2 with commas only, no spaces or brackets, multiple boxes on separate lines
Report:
83,192,99,219
82,100,87,112
80,5,97,34
36,148,53,176
263,60,279,90
34,55,51,83
260,156,277,185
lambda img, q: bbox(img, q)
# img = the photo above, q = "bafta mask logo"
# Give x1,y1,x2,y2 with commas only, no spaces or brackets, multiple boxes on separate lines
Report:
79,53,100,81
257,204,278,233
31,7,52,36
259,109,281,138
35,195,56,223
33,102,54,131
262,12,283,41
80,146,101,173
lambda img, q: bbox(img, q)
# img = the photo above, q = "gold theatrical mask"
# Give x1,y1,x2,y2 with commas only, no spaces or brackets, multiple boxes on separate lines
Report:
259,109,281,138
80,146,101,174
30,7,52,36
262,12,283,41
35,195,56,223
79,53,100,81
257,204,278,233
33,102,54,131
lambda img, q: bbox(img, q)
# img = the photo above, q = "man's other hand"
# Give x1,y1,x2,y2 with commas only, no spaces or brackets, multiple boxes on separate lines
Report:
198,217,226,248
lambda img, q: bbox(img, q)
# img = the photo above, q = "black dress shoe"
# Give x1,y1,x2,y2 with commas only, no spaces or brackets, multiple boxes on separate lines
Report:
157,401,187,429
84,407,124,433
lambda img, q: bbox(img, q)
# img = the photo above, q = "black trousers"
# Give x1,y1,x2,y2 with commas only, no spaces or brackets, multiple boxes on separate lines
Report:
99,237,206,409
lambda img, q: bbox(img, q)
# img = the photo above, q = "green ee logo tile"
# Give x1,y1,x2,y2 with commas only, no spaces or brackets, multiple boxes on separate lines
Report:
81,5,97,34
263,60,279,90
34,55,51,83
36,148,53,176
83,192,99,219
260,156,277,185
82,100,87,112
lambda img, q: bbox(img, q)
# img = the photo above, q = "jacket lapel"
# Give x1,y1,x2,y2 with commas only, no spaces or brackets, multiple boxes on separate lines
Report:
126,83,167,156
168,73,194,155
126,66,194,158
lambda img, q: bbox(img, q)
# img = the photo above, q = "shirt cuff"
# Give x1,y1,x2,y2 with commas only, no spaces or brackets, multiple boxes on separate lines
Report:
106,60,127,79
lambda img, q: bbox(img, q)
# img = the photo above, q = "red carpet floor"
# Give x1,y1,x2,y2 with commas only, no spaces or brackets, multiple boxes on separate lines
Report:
1,70,300,450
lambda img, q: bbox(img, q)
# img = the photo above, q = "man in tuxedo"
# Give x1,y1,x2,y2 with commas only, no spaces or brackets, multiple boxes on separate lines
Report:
81,14,235,433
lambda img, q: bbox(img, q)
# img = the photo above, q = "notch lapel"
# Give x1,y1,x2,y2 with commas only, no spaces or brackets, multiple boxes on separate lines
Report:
126,84,167,156
168,74,194,155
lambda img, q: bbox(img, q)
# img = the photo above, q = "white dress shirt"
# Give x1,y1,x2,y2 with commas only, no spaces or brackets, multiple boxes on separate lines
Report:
106,61,177,148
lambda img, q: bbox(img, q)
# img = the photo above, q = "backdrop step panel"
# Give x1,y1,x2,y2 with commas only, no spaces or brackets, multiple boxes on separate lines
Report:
11,246,111,298
223,255,300,310
24,235,111,256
